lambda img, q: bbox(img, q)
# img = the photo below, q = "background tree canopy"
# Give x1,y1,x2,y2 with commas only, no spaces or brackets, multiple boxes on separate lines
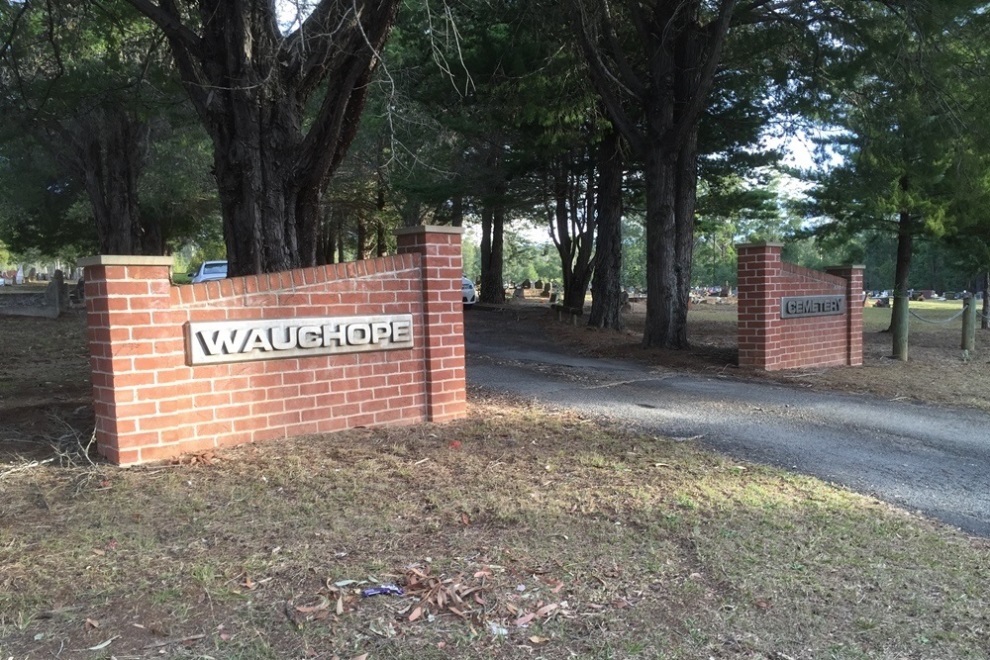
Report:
2,0,989,342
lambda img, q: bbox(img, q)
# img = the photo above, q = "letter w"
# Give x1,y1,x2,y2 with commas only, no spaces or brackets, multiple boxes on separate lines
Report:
197,328,244,356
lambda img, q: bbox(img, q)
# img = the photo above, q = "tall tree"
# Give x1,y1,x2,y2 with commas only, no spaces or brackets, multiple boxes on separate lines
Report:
806,1,990,354
573,0,739,348
124,0,399,276
0,0,179,255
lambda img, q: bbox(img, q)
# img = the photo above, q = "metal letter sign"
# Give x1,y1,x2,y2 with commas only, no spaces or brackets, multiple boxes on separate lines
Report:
185,315,415,365
780,295,845,319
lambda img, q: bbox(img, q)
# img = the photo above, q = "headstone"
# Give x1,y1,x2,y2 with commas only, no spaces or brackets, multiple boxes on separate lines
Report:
522,279,532,289
535,280,543,290
541,282,551,297
43,270,67,315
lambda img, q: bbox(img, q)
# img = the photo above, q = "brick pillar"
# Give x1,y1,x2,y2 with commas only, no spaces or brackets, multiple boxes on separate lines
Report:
395,226,467,422
78,255,176,465
826,265,865,366
737,243,783,370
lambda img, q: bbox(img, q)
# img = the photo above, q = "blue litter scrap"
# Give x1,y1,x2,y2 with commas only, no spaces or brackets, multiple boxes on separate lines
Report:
361,584,404,597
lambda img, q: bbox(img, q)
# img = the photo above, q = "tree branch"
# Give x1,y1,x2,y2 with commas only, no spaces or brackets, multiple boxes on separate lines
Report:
124,0,202,55
666,0,739,152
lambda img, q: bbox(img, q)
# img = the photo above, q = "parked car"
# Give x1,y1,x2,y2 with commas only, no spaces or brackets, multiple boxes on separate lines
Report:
462,276,477,308
190,260,228,283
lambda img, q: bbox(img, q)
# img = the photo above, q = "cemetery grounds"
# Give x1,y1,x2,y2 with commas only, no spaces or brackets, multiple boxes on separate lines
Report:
1,286,988,659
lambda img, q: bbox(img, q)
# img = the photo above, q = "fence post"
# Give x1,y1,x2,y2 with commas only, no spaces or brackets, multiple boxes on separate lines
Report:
962,295,977,352
892,294,909,361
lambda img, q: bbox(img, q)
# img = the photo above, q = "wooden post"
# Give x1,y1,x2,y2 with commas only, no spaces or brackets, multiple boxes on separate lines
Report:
893,293,909,361
962,295,976,352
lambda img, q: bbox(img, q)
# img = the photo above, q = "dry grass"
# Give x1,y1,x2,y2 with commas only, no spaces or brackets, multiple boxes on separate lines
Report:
2,306,990,659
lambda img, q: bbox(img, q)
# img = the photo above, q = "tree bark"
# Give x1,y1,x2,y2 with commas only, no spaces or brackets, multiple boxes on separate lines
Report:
588,131,624,330
643,149,682,348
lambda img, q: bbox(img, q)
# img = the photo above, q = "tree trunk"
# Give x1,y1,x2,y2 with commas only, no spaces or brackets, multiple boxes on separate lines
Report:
479,205,506,304
62,108,157,255
317,208,336,265
357,215,370,260
589,131,624,330
889,208,913,357
643,148,682,348
671,126,700,348
552,160,595,313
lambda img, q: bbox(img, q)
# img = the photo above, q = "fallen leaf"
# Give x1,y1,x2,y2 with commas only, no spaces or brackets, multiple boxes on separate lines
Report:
352,655,368,660
460,512,471,526
85,618,100,629
514,612,535,626
449,440,462,449
240,577,256,590
529,635,550,644
408,606,423,622
336,594,344,616
85,636,119,651
535,603,558,617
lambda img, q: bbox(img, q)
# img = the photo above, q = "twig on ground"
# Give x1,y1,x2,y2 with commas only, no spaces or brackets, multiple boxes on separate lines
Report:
142,633,205,649
0,457,56,480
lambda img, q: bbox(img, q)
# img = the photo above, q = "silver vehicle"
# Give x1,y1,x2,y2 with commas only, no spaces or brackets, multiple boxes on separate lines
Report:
190,260,228,283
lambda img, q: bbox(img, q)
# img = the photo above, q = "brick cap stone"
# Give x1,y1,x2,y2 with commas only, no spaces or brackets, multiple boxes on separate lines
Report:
736,242,784,249
78,255,174,267
394,225,465,237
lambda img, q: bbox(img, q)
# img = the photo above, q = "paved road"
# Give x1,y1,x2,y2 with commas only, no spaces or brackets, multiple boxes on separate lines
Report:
464,309,990,537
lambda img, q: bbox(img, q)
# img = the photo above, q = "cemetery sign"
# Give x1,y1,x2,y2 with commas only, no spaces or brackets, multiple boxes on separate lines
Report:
780,295,845,319
186,314,414,365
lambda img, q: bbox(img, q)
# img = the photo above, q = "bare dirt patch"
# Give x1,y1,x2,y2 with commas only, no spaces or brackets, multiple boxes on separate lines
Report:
0,311,93,463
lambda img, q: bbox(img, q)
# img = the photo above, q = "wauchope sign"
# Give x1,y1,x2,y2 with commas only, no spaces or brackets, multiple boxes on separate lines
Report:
184,315,414,365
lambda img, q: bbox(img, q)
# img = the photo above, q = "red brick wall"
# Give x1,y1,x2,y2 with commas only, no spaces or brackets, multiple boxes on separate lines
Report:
78,226,466,465
737,243,863,371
